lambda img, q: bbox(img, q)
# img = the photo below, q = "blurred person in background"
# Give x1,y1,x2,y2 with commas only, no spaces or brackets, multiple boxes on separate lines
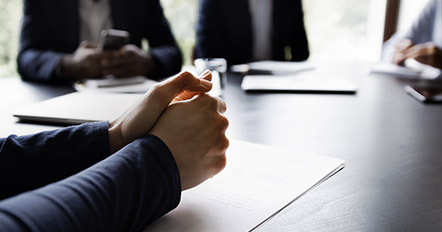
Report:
17,0,182,83
383,0,442,70
195,0,309,66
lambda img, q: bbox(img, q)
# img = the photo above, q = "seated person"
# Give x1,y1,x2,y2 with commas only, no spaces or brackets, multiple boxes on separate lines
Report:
0,71,229,231
383,0,442,70
195,0,310,66
17,0,182,83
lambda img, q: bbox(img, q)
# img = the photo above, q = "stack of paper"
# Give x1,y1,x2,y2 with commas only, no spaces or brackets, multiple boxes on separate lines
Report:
145,140,345,232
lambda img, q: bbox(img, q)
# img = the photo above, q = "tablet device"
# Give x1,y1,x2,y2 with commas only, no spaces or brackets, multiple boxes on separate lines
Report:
405,84,442,103
13,92,142,125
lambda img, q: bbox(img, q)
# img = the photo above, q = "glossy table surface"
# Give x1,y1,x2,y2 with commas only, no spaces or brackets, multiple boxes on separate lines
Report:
1,61,442,231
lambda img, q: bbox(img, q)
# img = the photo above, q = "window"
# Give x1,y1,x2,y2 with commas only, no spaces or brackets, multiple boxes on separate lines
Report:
0,0,22,78
302,0,387,62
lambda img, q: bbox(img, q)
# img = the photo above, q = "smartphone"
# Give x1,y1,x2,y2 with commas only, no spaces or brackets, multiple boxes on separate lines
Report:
100,29,130,50
405,83,442,103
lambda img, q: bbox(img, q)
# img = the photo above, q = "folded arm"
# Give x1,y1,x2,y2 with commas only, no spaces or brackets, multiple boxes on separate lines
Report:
0,122,111,200
0,134,181,232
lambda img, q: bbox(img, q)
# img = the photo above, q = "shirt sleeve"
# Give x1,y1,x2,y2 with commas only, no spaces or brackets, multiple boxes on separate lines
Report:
382,0,438,62
0,134,181,232
403,0,437,44
0,122,110,200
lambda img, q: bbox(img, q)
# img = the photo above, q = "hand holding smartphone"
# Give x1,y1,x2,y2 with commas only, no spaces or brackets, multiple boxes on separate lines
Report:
100,29,130,50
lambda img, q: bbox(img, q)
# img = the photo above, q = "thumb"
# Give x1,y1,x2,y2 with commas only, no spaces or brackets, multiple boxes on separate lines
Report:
80,41,98,49
154,70,213,104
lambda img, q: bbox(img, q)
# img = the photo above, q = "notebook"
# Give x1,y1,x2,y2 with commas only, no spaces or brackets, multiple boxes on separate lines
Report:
13,92,143,125
145,140,345,232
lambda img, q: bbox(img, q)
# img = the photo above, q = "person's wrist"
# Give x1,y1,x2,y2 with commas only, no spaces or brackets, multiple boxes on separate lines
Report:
142,52,156,75
59,54,79,81
108,120,125,154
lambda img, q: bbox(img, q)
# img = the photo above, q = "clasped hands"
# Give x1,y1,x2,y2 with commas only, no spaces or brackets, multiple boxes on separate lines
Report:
393,39,442,69
108,70,229,190
61,41,155,80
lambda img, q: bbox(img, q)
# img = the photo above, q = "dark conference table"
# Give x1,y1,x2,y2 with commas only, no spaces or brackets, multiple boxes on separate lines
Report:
1,61,442,231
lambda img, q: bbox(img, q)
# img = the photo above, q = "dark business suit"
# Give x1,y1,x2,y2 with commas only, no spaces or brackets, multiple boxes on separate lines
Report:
18,0,182,83
196,0,309,65
0,122,181,231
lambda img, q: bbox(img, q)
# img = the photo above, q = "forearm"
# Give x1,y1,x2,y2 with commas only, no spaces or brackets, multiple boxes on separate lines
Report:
0,135,181,232
0,122,110,199
149,46,182,79
17,49,66,83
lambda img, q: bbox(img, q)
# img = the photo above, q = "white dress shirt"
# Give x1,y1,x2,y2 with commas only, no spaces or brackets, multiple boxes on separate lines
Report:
78,0,113,45
248,0,273,61
404,0,442,47
383,0,442,60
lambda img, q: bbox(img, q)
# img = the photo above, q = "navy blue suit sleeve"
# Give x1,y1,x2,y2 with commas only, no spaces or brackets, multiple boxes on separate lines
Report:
0,134,181,231
145,0,182,79
17,0,68,83
0,122,111,200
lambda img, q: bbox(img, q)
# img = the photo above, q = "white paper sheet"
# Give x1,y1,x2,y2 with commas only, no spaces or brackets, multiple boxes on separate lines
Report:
241,74,358,93
370,61,441,79
246,60,315,74
144,140,345,232
74,76,157,93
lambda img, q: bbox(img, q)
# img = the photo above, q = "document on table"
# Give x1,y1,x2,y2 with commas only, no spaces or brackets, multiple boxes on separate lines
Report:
370,61,441,79
144,140,345,232
231,60,314,74
74,76,157,93
241,74,358,93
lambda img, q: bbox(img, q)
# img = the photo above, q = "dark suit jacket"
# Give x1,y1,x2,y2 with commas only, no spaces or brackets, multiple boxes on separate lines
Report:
17,0,182,83
0,122,180,230
196,0,309,65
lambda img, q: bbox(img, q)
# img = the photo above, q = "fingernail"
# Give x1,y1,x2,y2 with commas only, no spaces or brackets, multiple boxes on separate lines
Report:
201,80,212,88
201,69,211,77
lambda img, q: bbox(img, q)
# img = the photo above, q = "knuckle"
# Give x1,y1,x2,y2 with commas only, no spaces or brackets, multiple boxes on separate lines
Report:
218,115,229,129
207,97,219,110
213,154,227,173
222,137,230,150
179,71,193,82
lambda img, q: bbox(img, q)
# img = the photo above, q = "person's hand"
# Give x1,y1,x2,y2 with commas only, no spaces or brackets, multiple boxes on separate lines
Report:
393,40,442,69
149,93,229,191
108,70,213,154
402,43,442,69
60,41,104,80
101,44,156,77
392,39,414,66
